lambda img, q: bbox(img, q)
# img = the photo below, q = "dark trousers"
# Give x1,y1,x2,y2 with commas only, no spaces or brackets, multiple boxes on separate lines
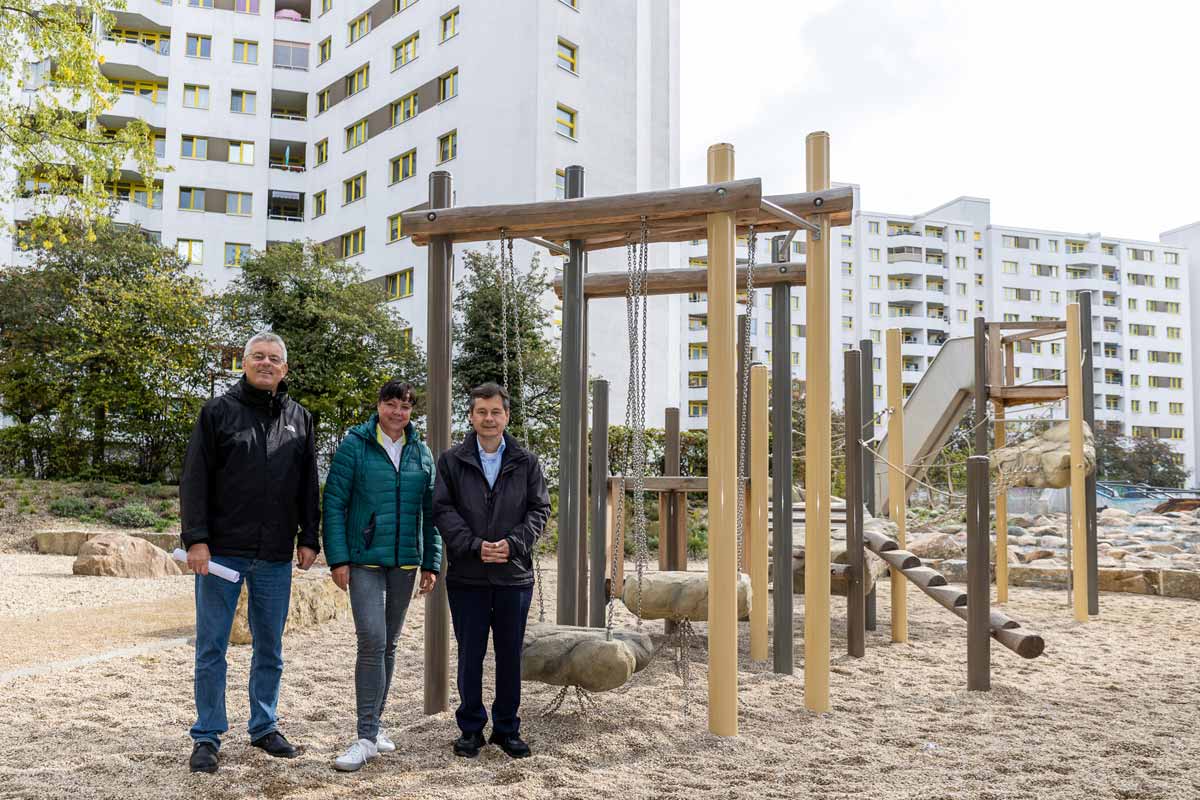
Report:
447,583,533,737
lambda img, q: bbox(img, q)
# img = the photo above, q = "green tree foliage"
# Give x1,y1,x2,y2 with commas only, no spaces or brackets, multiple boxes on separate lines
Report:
1093,424,1189,488
0,223,212,480
452,248,560,475
218,241,426,458
1,0,158,240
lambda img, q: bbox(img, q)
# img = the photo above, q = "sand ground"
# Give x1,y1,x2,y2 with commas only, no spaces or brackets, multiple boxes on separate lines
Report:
0,557,1197,800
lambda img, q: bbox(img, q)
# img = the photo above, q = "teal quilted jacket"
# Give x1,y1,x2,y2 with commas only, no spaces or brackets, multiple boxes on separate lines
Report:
322,415,442,571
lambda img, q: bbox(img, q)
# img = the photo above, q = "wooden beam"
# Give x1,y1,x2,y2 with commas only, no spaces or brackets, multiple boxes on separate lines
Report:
551,262,806,300
1001,328,1066,344
988,321,1067,331
1066,303,1089,623
992,386,1069,403
402,178,763,245
609,476,710,493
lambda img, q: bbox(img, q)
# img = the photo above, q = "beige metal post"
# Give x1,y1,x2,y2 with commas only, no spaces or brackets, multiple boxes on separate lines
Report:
994,400,1009,604
749,364,769,662
706,143,738,736
804,131,832,713
1066,303,1089,623
886,329,908,643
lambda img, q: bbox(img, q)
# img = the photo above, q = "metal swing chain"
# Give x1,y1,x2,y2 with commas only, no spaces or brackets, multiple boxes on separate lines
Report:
499,231,511,391
736,227,757,572
631,217,651,625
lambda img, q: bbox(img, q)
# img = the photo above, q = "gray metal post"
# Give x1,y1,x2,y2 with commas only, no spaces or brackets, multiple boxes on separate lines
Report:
577,295,589,624
844,349,865,657
423,170,453,715
663,407,682,635
770,239,794,674
859,337,877,631
589,379,609,627
557,165,585,624
967,455,991,691
1079,290,1098,616
973,317,988,456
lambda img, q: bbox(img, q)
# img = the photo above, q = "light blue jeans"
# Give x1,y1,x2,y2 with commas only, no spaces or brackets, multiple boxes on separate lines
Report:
349,566,417,740
190,556,292,748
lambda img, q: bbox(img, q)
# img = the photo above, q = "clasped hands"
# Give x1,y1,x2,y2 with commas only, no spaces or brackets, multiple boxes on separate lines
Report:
481,538,510,564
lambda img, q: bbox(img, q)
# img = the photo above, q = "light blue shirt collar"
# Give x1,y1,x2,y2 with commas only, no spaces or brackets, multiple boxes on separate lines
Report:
477,437,506,488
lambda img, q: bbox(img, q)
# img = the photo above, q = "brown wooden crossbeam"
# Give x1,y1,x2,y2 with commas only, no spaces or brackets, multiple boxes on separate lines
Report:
551,261,806,300
991,385,1069,404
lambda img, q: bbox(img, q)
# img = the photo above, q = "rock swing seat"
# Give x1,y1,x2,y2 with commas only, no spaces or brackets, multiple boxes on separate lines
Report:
620,570,752,622
521,623,654,693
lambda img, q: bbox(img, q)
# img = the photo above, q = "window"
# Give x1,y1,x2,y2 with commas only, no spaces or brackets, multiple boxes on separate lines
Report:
1102,243,1116,256
391,91,418,125
869,248,880,262
315,138,328,165
688,401,708,418
153,134,166,158
390,149,416,183
957,309,968,322
868,221,880,234
1032,263,1058,278
841,234,854,247
1131,400,1141,413
321,0,331,14
177,239,203,263
1150,376,1183,390
1003,313,1019,322
388,213,404,242
557,38,577,72
346,64,369,95
438,129,457,162
386,268,414,299
318,37,332,64
348,13,370,44
394,32,418,68
1165,276,1180,289
1164,251,1179,265
1167,327,1181,340
841,261,853,276
181,135,208,159
868,302,880,317
1047,239,1059,252
343,172,366,204
1002,235,1039,250
688,371,708,389
555,169,566,199
342,227,365,257
976,299,984,312
954,229,965,242
1003,287,1040,302
1129,349,1139,361
183,83,209,108
556,103,577,138
393,0,416,11
688,342,708,359
441,8,459,41
1147,300,1181,314
313,190,327,217
975,247,983,260
1170,402,1184,416
869,275,880,289
224,242,250,268
438,68,458,101
226,191,252,215
186,34,211,58
228,140,254,164
230,89,256,114
179,186,205,211
1128,298,1137,310
1066,240,1086,254
234,0,258,12
842,288,853,302
975,274,984,286
1051,342,1062,356
1050,291,1060,303
1002,260,1018,274
233,39,258,63
346,118,368,149
955,256,966,270
317,89,331,114
274,40,309,70
1127,247,1153,262
1129,323,1155,336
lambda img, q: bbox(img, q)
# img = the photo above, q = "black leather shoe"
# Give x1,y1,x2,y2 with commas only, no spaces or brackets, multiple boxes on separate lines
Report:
251,731,300,759
189,741,219,774
452,731,486,758
489,731,531,759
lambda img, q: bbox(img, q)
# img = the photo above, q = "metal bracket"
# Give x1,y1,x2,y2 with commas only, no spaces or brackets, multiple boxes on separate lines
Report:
524,236,570,257
760,199,820,235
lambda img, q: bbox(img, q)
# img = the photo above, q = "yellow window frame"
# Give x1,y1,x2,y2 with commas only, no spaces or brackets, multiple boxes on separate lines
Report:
345,118,368,150
180,135,208,159
386,269,414,299
318,89,331,114
441,8,459,41
343,172,365,204
318,37,332,64
315,138,329,165
557,38,577,72
224,242,250,267
437,130,457,163
342,228,365,257
226,192,252,215
346,64,369,95
388,213,403,242
179,186,205,211
348,13,370,44
233,39,257,63
392,91,418,125
230,89,256,114
390,148,416,183
313,190,327,217
228,141,254,164
555,103,576,138
177,239,204,263
439,68,458,101
394,32,418,67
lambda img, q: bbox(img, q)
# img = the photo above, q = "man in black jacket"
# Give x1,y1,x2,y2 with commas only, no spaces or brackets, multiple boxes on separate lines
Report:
180,332,320,774
433,382,550,760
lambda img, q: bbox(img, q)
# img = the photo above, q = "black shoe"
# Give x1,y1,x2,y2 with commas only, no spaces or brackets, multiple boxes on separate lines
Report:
453,731,486,758
189,741,219,774
251,731,300,759
489,731,531,759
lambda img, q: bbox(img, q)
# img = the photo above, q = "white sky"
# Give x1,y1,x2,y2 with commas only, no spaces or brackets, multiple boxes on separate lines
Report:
680,0,1198,241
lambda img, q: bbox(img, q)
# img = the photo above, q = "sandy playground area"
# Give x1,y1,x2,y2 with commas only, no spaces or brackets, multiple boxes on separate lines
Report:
0,554,1197,800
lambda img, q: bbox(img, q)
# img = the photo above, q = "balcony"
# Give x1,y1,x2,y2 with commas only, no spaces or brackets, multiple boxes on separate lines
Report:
887,246,923,265
270,89,308,138
269,139,306,184
274,0,312,31
266,190,305,238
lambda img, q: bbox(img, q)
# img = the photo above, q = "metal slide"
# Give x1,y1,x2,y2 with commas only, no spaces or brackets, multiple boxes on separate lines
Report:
871,336,976,517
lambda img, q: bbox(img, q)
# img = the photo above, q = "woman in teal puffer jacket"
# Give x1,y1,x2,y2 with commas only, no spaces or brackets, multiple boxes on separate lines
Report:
322,379,442,772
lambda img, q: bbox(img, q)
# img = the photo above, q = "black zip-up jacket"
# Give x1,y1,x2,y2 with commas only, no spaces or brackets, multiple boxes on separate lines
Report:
180,377,321,562
432,431,551,587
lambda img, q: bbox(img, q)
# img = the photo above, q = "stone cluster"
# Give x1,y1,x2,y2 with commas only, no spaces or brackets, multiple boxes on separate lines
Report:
989,421,1096,489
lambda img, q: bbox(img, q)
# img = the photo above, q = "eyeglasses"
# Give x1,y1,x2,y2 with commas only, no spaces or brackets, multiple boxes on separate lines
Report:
248,352,284,365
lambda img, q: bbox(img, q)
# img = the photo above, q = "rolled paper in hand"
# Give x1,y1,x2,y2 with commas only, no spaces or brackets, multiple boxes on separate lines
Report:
173,548,241,583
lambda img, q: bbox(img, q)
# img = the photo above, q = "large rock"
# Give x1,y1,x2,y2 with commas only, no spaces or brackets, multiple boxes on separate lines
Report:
1098,508,1133,526
908,533,963,561
1161,570,1200,600
521,623,653,692
1097,568,1158,595
229,570,348,645
72,533,182,578
990,421,1095,489
622,571,750,622
38,529,180,556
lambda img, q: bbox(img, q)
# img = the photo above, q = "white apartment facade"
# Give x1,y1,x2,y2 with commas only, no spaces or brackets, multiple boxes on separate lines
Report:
3,0,683,419
681,195,1197,484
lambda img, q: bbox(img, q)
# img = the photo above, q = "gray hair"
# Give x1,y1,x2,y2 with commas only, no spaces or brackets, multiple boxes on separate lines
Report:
244,331,288,363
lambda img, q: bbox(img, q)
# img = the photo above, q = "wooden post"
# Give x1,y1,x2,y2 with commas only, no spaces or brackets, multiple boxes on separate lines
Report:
706,142,739,736
423,170,452,715
662,407,682,636
886,329,908,643
844,349,865,658
749,364,769,661
589,380,609,627
1066,303,1089,623
967,455,991,691
1078,291,1099,616
859,337,877,631
803,131,832,714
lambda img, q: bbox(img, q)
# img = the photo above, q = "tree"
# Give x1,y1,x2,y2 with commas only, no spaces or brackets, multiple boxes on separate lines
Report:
1,0,157,239
1125,436,1190,488
452,247,561,478
218,241,426,459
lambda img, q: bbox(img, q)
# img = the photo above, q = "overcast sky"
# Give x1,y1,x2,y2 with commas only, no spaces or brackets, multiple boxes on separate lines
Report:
679,0,1198,242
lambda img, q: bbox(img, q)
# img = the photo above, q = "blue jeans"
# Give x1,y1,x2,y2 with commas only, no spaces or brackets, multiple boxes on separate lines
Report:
447,584,533,737
349,566,417,740
190,556,292,748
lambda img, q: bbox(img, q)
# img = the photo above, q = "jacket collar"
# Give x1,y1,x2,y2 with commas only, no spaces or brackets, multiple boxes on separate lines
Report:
453,431,525,469
350,413,421,444
229,375,289,412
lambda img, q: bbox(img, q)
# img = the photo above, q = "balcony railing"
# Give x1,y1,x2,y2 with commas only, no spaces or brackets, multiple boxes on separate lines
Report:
269,161,306,173
271,109,307,121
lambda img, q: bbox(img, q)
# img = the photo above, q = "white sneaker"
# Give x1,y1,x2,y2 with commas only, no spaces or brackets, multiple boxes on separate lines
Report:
333,738,379,772
375,730,395,754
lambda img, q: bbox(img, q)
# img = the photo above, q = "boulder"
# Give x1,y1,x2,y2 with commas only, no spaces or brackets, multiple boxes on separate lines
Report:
1161,571,1200,600
1008,515,1039,528
1009,564,1069,589
990,421,1095,489
1020,548,1057,563
72,533,182,578
622,571,750,622
1038,535,1069,549
908,533,963,561
1098,508,1133,526
1096,568,1158,595
38,529,180,556
521,623,654,692
229,569,348,645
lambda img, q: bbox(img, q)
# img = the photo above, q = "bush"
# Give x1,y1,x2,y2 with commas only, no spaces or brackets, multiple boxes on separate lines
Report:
137,482,178,500
106,502,161,528
50,496,95,518
81,481,124,500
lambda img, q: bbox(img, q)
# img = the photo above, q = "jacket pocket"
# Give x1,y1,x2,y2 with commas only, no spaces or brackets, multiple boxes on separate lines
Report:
362,512,377,550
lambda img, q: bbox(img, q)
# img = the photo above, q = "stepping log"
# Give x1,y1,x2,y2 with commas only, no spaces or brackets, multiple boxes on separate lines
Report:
621,571,751,622
522,623,654,692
